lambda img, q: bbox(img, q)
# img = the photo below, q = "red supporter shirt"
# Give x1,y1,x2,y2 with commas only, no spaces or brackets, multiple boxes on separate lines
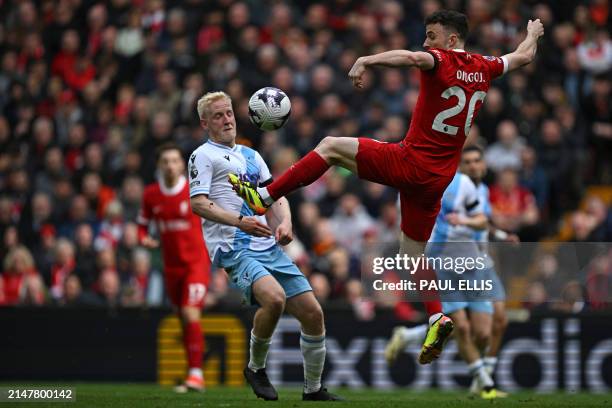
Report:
489,184,536,217
137,176,209,269
403,48,507,176
1,269,38,305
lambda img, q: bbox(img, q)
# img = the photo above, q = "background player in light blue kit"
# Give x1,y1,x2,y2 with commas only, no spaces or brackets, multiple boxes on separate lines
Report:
386,146,506,399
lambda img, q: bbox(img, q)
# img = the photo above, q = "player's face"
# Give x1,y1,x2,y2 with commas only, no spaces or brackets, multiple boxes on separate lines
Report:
460,151,486,182
158,150,185,180
201,98,237,146
423,23,458,50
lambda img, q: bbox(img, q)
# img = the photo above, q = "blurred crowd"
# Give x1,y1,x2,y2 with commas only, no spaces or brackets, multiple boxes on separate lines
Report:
0,0,610,314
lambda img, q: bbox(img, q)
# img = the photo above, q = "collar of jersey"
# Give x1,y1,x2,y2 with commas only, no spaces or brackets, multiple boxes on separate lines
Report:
452,48,466,52
208,140,238,151
159,175,186,196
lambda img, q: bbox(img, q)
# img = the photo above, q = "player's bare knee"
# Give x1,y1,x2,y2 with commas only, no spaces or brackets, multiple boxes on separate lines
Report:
181,306,200,322
315,136,339,163
473,330,490,350
302,303,324,333
454,319,471,340
493,316,507,334
263,290,286,315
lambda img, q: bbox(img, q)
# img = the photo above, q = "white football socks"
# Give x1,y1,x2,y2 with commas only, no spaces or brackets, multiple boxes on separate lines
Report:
469,358,494,389
483,356,498,376
300,331,326,394
188,368,203,378
257,187,273,205
248,330,271,372
398,324,429,345
428,312,443,326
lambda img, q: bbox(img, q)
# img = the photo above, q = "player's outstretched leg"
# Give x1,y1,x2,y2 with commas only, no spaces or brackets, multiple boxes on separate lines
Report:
285,292,344,401
228,137,358,214
244,276,286,401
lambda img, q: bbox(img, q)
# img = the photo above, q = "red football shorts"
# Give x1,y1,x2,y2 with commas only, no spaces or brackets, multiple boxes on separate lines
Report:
356,138,454,242
164,260,210,308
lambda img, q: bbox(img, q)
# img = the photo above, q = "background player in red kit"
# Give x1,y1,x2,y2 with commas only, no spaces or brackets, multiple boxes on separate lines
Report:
230,10,544,364
138,143,210,391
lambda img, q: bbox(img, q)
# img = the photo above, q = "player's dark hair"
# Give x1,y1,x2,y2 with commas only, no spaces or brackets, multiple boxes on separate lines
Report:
424,10,469,40
462,144,484,157
155,142,183,162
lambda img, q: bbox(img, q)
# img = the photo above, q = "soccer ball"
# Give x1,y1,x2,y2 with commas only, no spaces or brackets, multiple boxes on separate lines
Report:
248,87,291,131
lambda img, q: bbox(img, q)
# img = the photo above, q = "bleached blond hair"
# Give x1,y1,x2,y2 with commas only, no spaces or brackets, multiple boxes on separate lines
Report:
197,91,231,120
3,245,35,272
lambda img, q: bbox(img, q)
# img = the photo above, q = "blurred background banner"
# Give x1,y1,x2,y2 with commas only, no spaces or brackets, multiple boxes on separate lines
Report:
2,307,612,392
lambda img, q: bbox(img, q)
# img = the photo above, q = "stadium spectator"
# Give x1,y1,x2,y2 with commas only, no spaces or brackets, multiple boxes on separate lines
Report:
81,172,115,220
73,223,97,290
552,280,586,314
49,238,76,301
56,274,94,307
18,191,55,250
93,200,124,251
584,196,612,241
474,87,508,143
1,245,45,306
121,248,163,307
96,269,121,308
330,194,375,256
518,146,548,213
309,273,331,304
484,120,526,173
583,74,612,183
118,176,144,223
536,118,574,217
490,168,540,241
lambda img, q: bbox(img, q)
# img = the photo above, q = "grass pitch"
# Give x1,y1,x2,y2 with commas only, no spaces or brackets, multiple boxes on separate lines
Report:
6,384,612,408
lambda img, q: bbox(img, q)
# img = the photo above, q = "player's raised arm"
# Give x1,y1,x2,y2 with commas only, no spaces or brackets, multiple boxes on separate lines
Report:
191,194,273,237
348,50,435,88
503,19,544,72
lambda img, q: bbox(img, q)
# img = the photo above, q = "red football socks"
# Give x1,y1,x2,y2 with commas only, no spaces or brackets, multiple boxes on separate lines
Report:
423,299,443,316
266,151,330,200
184,321,204,370
412,265,443,316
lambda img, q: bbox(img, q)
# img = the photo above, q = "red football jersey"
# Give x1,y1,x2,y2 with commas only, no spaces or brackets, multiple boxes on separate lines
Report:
403,48,507,176
137,176,210,269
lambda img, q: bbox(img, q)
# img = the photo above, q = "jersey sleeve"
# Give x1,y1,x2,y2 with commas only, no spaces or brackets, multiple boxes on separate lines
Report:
255,151,273,186
483,189,492,218
482,55,508,79
463,177,484,216
189,150,213,197
425,48,446,71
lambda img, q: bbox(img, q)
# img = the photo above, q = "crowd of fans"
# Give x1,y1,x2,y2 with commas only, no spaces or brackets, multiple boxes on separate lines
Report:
0,0,610,314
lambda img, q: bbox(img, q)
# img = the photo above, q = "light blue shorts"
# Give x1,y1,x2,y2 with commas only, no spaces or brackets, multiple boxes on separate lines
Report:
481,266,506,301
216,245,312,305
442,300,493,315
436,267,502,315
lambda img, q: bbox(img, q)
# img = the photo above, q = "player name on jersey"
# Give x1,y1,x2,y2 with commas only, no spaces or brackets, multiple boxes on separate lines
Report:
456,70,485,83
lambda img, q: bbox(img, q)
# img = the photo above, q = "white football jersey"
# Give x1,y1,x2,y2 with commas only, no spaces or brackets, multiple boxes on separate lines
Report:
428,172,484,261
188,140,276,263
430,172,484,243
